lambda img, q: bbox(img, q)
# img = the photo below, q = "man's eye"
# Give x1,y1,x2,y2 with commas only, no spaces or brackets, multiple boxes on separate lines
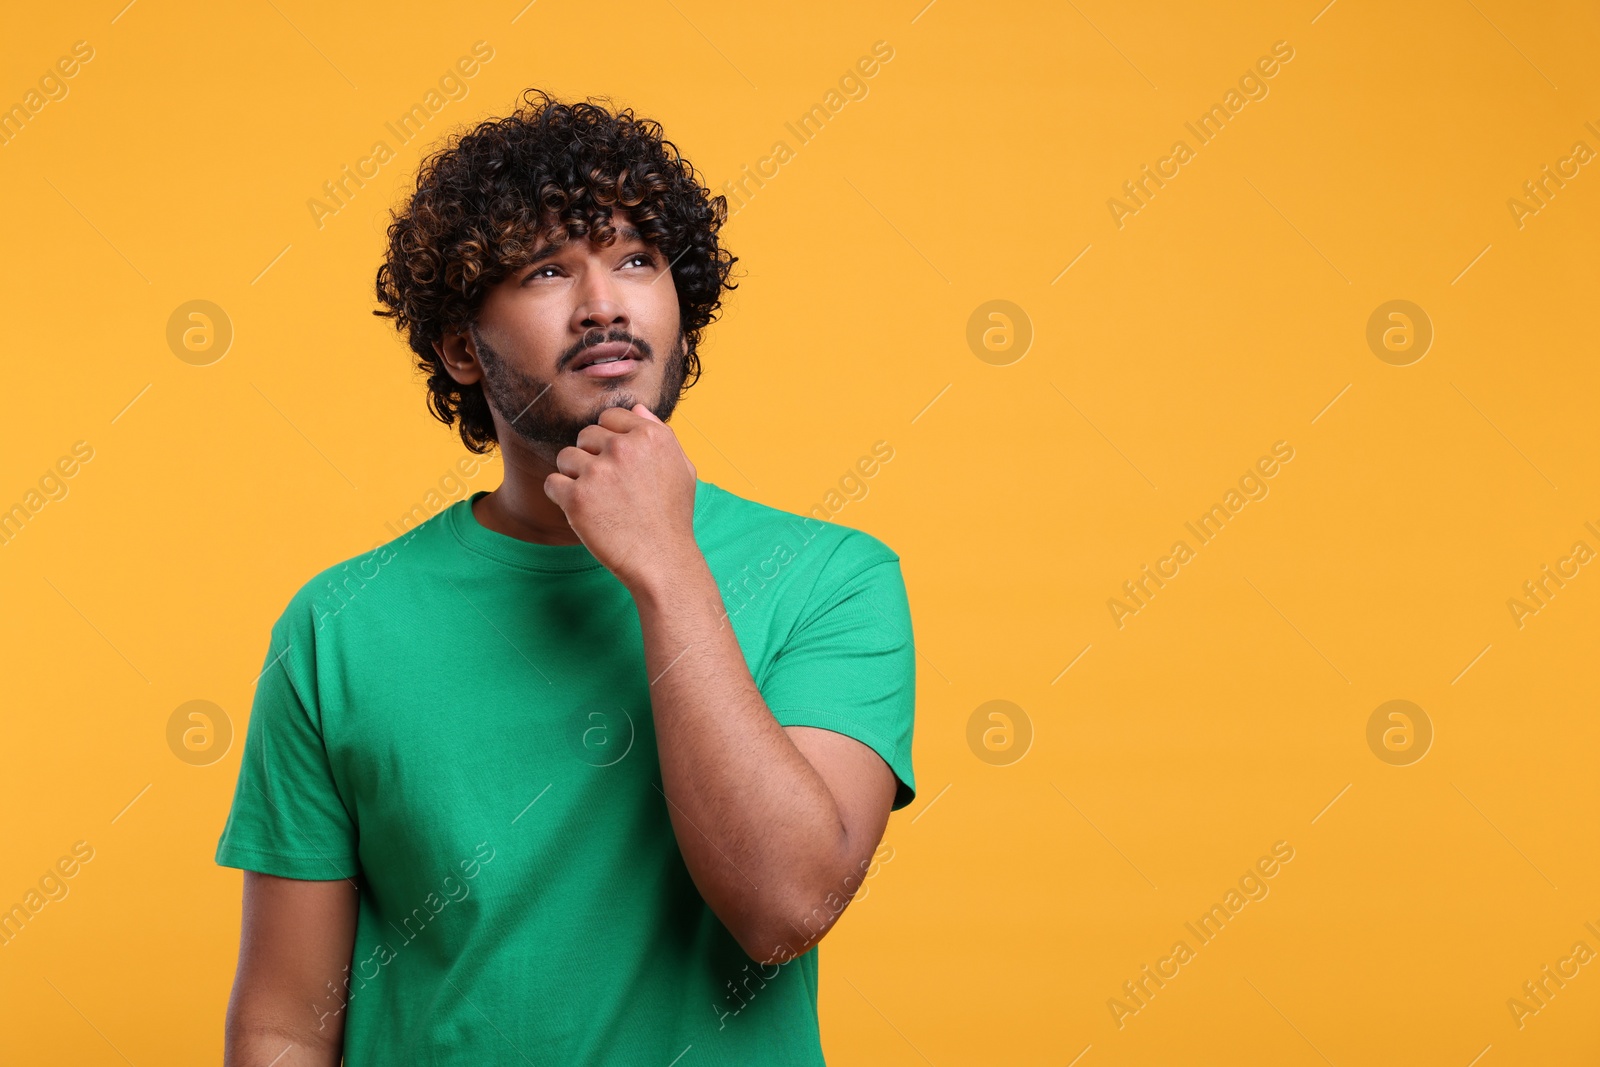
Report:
526,254,650,281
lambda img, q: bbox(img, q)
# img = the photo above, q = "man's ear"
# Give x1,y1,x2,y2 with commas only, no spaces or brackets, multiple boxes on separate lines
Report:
433,329,482,386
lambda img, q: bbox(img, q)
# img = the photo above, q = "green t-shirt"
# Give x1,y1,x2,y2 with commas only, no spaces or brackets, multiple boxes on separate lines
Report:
214,477,917,1065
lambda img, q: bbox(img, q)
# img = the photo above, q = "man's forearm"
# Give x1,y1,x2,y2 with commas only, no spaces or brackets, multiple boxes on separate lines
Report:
629,549,848,961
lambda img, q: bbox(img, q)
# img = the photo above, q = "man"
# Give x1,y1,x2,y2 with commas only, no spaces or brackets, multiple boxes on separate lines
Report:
215,87,917,1065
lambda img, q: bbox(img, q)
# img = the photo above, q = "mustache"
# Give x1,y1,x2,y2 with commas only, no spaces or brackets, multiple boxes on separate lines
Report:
561,328,651,371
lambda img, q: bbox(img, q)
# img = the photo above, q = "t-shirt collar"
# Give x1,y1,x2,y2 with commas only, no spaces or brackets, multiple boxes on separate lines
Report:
449,479,712,573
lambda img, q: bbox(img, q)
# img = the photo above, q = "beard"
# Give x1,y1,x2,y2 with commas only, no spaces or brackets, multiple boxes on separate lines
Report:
471,323,689,454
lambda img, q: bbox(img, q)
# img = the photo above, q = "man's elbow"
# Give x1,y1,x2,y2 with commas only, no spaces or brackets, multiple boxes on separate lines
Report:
225,1010,344,1067
736,891,849,966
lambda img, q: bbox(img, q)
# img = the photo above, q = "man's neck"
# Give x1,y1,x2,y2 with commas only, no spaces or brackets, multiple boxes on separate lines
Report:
473,442,584,546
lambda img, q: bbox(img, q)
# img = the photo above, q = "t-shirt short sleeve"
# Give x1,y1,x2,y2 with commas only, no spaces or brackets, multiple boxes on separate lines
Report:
214,606,360,880
761,534,918,811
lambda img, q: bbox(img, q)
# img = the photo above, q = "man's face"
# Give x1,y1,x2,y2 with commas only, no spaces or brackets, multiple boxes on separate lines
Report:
458,209,689,457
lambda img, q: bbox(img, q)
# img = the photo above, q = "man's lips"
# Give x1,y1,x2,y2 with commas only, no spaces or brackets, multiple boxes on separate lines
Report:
571,341,644,378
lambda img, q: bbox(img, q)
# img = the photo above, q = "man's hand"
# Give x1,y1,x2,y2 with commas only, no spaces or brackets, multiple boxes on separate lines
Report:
543,403,699,592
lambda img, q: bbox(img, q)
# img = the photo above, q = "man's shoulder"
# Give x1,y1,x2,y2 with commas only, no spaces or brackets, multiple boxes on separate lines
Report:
269,506,454,642
696,479,901,589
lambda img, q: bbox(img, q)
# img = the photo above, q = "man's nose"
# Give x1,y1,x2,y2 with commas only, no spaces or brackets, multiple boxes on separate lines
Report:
573,265,628,331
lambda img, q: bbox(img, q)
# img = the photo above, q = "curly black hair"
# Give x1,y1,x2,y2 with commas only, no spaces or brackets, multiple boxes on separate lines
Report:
373,87,739,454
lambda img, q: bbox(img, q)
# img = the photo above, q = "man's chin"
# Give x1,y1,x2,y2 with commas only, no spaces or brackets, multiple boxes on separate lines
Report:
503,412,643,455
596,394,639,415
493,386,677,454
593,391,678,425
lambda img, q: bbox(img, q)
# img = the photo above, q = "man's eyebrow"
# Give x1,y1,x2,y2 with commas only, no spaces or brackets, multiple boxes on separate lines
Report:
524,227,649,267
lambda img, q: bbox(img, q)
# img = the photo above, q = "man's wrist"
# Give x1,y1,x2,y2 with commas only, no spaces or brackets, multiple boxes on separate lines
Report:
624,543,714,608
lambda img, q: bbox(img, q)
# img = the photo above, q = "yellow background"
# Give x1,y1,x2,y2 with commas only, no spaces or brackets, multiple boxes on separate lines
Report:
2,0,1597,1063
